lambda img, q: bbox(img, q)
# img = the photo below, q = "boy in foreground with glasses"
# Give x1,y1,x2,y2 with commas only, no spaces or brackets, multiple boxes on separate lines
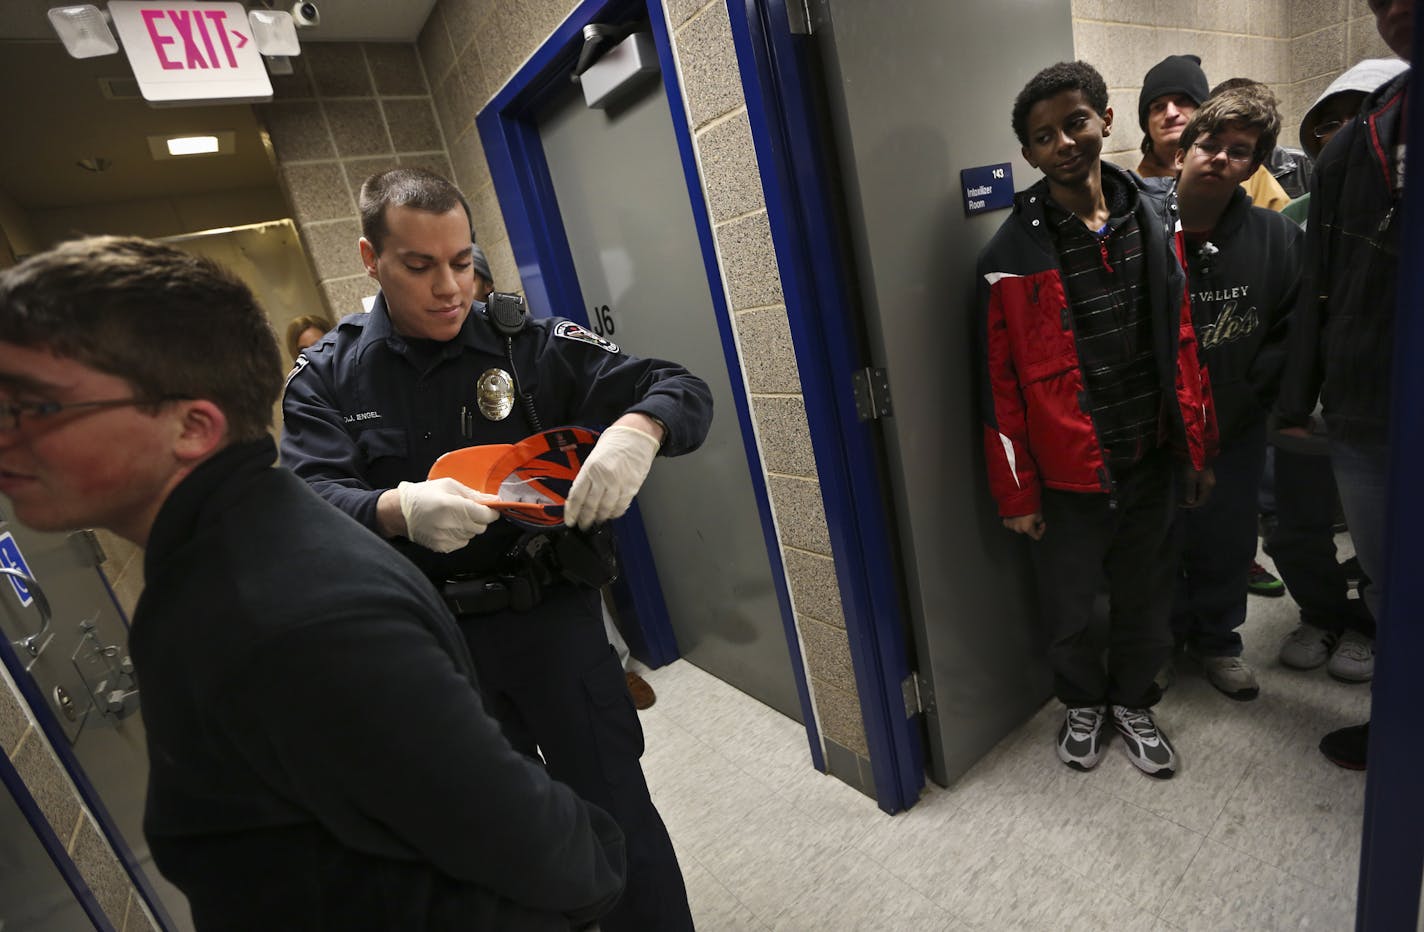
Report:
1166,87,1304,700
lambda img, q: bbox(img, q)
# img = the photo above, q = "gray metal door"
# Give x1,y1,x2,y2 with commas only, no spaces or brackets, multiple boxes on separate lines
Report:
535,75,800,720
0,512,193,930
811,0,1075,784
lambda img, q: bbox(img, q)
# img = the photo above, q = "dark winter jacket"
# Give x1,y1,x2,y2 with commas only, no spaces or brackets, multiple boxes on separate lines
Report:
133,438,626,930
1177,186,1303,447
977,162,1216,517
1279,71,1410,444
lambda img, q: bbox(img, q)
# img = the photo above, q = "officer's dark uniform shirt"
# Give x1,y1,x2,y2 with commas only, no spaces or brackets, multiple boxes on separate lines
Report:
280,294,713,582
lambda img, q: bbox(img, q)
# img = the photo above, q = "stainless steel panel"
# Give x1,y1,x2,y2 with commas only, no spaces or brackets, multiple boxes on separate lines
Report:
814,0,1074,783
536,76,801,720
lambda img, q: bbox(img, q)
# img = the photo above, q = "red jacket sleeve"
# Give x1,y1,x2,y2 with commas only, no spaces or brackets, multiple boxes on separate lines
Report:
979,269,1042,516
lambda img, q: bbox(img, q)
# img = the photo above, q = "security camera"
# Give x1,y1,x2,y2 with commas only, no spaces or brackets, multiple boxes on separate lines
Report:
291,1,320,28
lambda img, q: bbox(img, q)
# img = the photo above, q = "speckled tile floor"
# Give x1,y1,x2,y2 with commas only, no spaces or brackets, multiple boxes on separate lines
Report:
638,543,1370,931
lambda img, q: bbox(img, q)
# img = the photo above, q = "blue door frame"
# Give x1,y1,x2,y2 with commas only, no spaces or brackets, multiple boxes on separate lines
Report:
1356,22,1424,930
474,0,824,768
724,0,925,813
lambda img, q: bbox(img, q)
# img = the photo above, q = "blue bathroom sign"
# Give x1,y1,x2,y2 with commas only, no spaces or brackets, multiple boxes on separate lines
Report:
0,532,35,608
961,162,1015,215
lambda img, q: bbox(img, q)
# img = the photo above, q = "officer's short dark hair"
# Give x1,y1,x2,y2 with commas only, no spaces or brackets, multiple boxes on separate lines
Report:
359,168,476,254
0,236,283,444
1178,85,1281,169
1012,61,1110,147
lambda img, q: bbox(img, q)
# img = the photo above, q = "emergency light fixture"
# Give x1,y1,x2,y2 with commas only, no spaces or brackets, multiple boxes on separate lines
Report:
48,5,121,59
247,10,302,57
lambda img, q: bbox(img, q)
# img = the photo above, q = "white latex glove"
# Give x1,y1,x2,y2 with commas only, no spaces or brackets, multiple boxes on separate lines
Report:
563,424,661,530
397,478,499,553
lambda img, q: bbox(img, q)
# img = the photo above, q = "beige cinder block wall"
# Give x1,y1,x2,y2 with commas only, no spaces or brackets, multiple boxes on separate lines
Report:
1072,0,1394,168
257,43,455,319
415,0,873,790
1071,0,1293,168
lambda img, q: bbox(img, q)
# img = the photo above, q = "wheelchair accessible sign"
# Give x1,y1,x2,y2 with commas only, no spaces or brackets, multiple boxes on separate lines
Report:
0,532,35,608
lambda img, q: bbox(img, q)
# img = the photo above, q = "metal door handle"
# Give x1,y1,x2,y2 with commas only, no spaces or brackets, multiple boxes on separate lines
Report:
0,566,53,657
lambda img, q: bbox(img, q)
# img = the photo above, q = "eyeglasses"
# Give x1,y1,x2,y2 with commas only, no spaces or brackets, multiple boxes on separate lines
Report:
0,396,184,433
1192,140,1256,164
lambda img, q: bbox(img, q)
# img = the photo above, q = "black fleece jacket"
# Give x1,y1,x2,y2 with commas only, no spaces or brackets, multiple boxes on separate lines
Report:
1279,71,1411,444
1177,185,1303,447
132,438,625,931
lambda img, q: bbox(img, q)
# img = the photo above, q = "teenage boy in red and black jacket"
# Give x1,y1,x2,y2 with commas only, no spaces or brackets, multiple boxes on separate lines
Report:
978,61,1216,780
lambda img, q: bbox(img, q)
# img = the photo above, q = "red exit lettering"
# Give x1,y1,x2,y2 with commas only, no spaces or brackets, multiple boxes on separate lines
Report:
140,8,248,71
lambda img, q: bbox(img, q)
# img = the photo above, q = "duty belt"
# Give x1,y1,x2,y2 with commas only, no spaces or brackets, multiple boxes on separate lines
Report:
442,569,544,616
440,524,618,616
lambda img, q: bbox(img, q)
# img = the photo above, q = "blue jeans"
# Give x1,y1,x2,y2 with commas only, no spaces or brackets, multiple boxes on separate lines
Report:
1172,423,1268,657
1330,440,1391,623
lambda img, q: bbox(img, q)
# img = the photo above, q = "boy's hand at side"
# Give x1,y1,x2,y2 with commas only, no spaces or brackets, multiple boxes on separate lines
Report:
1180,466,1215,508
1003,513,1046,540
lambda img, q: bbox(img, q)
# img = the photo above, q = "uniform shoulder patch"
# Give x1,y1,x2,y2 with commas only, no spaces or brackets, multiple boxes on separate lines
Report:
283,353,311,390
553,319,619,354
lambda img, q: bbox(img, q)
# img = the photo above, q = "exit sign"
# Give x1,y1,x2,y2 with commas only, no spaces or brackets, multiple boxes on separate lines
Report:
109,1,272,104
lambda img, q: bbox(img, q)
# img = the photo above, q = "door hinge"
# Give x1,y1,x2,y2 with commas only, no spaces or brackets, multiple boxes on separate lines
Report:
69,529,107,568
901,671,935,717
785,0,813,34
852,367,892,421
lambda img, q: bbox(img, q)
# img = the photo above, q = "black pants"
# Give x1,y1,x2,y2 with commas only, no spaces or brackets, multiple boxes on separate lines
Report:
1033,451,1176,709
1264,446,1375,636
459,585,693,932
1171,424,1267,657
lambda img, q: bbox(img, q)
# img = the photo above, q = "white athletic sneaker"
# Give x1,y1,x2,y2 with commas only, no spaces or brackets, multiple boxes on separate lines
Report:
1279,623,1337,670
1201,655,1260,701
1111,706,1177,778
1327,630,1375,683
1056,706,1109,771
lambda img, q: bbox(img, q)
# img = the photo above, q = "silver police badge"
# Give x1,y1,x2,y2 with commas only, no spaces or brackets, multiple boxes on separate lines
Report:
476,368,516,421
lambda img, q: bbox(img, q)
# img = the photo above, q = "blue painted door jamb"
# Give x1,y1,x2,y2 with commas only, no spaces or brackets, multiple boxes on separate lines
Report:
726,0,925,813
1355,21,1424,929
474,0,824,768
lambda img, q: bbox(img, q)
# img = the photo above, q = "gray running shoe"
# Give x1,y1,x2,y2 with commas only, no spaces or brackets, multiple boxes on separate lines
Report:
1056,706,1109,771
1327,630,1375,683
1111,706,1176,778
1279,623,1337,670
1201,655,1260,701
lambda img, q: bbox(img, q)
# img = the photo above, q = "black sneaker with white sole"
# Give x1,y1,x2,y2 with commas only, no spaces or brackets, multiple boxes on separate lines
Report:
1110,706,1177,778
1056,705,1109,771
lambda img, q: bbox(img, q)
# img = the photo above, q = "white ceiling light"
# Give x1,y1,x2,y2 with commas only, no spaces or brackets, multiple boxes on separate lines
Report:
147,132,236,160
48,5,120,59
167,135,221,156
248,10,302,56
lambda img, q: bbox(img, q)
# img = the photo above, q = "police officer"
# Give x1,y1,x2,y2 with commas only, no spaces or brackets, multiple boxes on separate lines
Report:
281,169,708,930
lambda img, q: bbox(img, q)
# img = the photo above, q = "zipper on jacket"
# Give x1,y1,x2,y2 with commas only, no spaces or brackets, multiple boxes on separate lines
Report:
1379,206,1395,234
1097,238,1114,273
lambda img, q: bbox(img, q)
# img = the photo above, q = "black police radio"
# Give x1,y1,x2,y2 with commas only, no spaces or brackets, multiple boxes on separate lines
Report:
487,291,527,336
481,291,543,433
